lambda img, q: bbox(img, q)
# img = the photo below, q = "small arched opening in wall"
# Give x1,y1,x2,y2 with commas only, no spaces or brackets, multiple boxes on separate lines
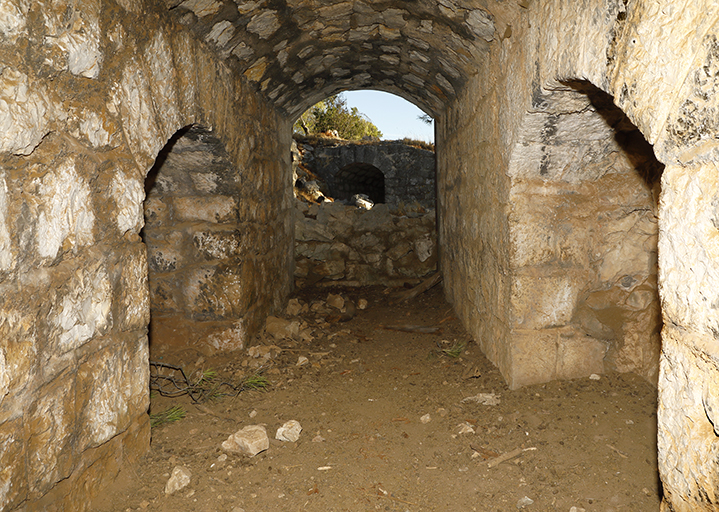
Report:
291,91,438,289
334,162,386,204
142,125,249,358
505,79,664,390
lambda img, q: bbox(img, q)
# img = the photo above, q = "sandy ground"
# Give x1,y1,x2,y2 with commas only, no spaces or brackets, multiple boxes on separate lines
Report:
94,285,661,512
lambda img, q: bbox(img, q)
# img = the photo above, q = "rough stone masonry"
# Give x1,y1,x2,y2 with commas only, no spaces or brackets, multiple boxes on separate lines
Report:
0,0,718,510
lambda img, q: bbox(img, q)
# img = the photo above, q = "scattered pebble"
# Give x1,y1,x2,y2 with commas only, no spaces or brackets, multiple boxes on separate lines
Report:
589,373,601,380
312,434,325,443
276,420,303,442
297,355,309,366
249,409,257,418
164,466,191,495
516,495,534,508
569,507,586,512
357,298,368,310
457,422,475,435
461,393,501,406
420,414,431,424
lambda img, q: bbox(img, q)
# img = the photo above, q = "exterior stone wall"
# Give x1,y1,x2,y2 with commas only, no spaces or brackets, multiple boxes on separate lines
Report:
295,201,436,287
0,2,291,510
296,139,436,208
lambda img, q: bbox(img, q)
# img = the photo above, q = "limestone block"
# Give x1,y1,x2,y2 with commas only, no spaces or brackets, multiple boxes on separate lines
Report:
143,196,170,226
35,158,95,260
247,10,280,39
183,264,251,320
387,240,411,261
658,164,719,335
275,420,302,442
117,61,164,171
48,260,112,352
312,258,345,278
116,243,150,332
658,330,719,510
0,306,36,407
0,418,26,510
352,233,382,252
144,31,181,141
148,275,181,314
77,338,148,450
0,0,28,43
110,171,145,236
204,320,247,353
25,372,77,497
508,330,558,389
222,425,269,457
0,172,15,272
173,196,238,223
265,316,300,340
413,233,433,262
42,0,102,78
295,217,333,242
193,229,242,260
555,333,607,381
510,270,588,330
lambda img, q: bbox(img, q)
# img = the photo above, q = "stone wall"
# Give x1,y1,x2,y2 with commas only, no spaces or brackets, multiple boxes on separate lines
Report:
295,201,436,287
296,138,436,208
0,2,292,510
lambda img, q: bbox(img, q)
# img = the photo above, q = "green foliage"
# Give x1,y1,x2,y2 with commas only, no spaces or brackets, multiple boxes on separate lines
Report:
294,94,383,140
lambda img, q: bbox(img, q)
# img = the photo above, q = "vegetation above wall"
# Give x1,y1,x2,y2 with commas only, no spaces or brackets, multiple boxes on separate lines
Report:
294,94,383,141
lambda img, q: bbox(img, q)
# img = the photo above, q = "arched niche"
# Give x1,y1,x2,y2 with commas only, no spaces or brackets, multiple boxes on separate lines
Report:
142,125,254,356
504,80,663,389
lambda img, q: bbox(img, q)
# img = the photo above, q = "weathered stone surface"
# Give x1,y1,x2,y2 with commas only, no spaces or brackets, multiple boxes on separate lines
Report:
222,425,270,457
165,466,192,495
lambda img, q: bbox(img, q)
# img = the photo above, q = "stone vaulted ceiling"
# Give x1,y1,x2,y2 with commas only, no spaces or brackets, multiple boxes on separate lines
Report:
166,0,516,118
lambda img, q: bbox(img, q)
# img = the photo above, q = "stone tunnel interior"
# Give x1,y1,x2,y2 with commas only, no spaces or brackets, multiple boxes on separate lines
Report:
7,1,719,510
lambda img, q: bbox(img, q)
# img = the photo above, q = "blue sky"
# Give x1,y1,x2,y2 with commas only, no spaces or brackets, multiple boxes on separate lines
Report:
342,90,434,143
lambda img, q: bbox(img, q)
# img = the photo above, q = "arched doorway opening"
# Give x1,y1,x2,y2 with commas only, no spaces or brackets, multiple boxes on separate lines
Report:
334,162,386,204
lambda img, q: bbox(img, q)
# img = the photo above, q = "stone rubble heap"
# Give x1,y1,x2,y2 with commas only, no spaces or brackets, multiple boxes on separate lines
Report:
295,201,437,288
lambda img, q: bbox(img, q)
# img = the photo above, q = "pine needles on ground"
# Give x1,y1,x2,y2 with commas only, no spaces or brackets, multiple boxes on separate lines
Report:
150,405,186,428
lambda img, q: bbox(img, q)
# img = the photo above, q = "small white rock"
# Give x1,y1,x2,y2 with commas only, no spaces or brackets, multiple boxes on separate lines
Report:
164,466,191,495
276,420,302,442
357,298,368,310
296,355,309,366
589,373,601,380
569,507,586,512
249,409,257,418
517,495,534,508
420,414,431,424
457,422,475,435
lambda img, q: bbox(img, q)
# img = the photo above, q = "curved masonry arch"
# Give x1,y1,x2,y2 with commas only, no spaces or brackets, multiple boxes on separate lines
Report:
0,0,718,510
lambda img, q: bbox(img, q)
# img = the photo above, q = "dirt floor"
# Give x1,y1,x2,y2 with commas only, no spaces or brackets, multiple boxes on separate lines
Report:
94,285,661,512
